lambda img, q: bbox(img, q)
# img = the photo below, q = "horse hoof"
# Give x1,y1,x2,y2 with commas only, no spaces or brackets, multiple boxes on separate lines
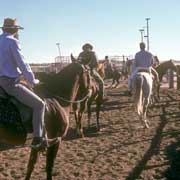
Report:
77,133,84,138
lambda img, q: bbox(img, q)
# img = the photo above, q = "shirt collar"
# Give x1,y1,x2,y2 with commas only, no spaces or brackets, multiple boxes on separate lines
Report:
3,32,12,36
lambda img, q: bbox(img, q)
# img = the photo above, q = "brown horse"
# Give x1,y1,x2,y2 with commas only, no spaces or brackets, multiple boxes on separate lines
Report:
96,60,106,79
0,62,90,180
97,60,122,87
71,54,103,132
155,60,177,98
155,60,177,82
36,62,91,138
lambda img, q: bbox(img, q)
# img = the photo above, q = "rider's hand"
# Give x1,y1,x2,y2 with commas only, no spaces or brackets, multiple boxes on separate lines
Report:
33,79,40,85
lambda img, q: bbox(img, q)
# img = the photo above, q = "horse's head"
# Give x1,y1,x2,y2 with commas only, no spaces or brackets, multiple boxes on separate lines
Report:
77,63,91,95
57,62,91,100
168,59,177,72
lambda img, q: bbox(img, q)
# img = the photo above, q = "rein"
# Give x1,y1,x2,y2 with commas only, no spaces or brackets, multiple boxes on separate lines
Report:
55,89,92,104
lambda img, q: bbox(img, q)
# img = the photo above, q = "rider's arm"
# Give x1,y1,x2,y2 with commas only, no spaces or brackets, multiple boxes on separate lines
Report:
90,51,98,69
10,39,36,85
132,54,138,71
151,54,155,65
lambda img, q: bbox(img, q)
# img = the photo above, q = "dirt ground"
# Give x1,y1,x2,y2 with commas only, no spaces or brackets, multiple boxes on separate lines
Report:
1,80,180,180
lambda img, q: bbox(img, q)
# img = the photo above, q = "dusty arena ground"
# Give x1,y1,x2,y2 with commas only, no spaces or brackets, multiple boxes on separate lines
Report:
0,80,180,180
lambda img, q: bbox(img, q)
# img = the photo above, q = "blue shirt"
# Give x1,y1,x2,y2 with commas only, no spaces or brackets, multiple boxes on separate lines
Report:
0,32,35,84
133,50,154,71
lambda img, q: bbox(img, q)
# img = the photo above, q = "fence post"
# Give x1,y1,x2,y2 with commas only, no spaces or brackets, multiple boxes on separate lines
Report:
169,69,174,88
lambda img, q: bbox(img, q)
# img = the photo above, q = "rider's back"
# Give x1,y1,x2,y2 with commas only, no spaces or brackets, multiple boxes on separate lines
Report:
134,50,153,68
78,50,97,70
0,33,21,78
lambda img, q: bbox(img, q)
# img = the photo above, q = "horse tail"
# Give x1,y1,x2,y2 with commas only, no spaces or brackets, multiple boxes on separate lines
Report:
134,74,144,116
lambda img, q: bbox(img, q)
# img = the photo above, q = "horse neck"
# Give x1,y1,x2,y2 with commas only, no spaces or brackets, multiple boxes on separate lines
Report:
156,63,168,81
70,76,80,101
57,74,80,107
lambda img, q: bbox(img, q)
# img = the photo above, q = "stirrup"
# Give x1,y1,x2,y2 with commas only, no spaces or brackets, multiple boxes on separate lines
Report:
31,137,61,151
31,137,49,151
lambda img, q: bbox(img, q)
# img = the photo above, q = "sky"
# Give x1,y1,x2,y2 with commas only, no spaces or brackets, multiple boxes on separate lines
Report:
0,0,180,63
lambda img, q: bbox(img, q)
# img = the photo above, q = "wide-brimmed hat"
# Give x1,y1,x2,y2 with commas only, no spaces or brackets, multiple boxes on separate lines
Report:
0,18,24,30
82,43,93,50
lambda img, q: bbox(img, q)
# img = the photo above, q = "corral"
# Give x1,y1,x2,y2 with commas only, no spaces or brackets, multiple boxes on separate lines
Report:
0,80,180,180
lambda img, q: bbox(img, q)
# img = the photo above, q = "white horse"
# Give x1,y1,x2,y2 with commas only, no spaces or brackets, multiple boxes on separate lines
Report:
132,71,153,128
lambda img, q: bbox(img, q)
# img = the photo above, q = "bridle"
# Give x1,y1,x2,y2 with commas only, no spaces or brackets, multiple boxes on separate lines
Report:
55,63,91,104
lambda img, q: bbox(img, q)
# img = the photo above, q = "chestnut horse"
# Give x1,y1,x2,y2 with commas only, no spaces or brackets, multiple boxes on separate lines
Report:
0,62,90,180
35,62,91,138
97,61,122,87
71,54,103,132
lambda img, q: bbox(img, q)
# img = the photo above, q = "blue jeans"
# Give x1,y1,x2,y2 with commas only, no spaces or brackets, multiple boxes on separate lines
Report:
0,77,45,137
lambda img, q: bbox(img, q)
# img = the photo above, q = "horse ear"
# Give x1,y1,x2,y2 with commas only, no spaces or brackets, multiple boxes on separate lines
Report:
70,53,76,63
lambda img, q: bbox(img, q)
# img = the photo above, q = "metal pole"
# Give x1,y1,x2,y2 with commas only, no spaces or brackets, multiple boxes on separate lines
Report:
139,29,144,42
145,18,150,51
56,43,61,61
56,43,62,72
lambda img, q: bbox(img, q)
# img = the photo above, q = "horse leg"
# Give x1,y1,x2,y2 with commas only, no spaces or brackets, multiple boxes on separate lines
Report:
157,83,160,100
96,98,101,131
46,142,60,180
73,104,80,135
143,97,150,128
77,111,84,138
74,110,80,136
25,149,39,180
115,78,120,88
87,99,93,128
111,77,115,88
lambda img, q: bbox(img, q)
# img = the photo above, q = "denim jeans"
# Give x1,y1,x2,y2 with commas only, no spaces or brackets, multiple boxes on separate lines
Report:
0,76,45,137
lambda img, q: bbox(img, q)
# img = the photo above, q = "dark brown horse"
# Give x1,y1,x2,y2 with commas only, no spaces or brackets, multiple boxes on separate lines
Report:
0,62,90,180
71,54,103,132
155,60,177,98
155,60,177,82
36,62,91,138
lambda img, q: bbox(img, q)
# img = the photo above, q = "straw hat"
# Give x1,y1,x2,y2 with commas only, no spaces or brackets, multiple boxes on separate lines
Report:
0,18,24,29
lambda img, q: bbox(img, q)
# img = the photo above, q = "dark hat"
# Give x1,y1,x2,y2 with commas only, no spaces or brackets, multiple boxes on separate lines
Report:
0,18,24,29
82,43,93,50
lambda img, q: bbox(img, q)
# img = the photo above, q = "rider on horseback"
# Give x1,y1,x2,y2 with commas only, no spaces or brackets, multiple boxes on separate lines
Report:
128,42,159,95
0,18,47,149
104,56,114,78
78,43,104,99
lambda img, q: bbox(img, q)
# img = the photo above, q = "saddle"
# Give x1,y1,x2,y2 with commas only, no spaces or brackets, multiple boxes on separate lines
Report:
137,69,150,73
0,87,32,135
